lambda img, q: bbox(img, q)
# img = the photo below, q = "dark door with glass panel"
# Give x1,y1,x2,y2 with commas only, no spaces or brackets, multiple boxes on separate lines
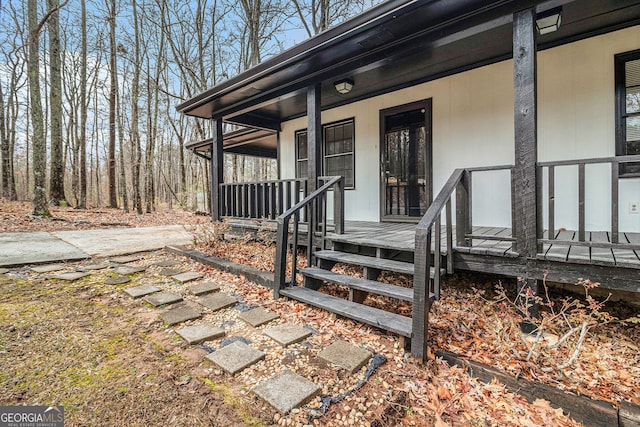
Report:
380,100,432,221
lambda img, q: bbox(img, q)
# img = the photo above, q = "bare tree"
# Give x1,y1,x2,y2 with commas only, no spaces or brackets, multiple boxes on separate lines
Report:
27,0,50,216
106,0,118,208
78,0,88,208
48,0,67,205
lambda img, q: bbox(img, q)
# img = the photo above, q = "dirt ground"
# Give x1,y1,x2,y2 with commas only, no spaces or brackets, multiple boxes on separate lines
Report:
1,202,637,426
0,200,209,233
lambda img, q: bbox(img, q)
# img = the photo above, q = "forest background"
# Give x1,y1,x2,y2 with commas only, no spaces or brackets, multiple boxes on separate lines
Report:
0,0,381,216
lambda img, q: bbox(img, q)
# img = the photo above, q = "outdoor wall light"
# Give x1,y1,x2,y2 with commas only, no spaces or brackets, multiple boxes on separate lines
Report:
334,79,354,94
536,7,562,35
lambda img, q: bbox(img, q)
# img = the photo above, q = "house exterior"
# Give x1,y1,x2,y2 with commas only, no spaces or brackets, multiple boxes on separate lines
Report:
178,0,640,358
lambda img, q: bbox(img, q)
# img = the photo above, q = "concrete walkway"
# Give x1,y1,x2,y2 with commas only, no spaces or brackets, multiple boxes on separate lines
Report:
0,225,192,267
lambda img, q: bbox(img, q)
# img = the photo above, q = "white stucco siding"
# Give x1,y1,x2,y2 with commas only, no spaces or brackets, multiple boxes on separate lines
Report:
279,26,640,231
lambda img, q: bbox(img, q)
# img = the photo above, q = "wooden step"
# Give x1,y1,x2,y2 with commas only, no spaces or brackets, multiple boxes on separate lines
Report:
314,250,416,275
300,267,413,302
279,286,412,337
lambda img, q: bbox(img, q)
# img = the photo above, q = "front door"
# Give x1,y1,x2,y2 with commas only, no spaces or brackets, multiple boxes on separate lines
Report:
380,100,432,221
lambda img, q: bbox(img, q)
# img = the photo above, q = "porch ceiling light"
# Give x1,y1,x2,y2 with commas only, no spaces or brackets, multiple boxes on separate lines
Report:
334,78,354,94
536,7,562,35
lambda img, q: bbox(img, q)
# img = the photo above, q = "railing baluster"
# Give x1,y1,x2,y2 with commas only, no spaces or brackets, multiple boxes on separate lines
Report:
273,215,289,299
510,167,517,252
611,162,619,244
578,163,585,242
446,199,453,274
292,212,299,285
548,165,555,240
277,181,284,217
434,216,441,300
334,179,344,234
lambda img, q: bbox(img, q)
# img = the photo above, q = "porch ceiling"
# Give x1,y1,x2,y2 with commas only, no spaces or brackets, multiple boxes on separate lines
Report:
177,0,640,129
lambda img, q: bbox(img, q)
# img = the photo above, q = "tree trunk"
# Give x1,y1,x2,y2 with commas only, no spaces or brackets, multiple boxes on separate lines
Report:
107,0,118,208
78,0,88,209
27,0,50,216
48,0,65,206
131,0,142,214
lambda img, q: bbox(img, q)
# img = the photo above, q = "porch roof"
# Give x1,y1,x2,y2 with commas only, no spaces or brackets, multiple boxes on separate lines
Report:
177,0,640,130
185,127,277,158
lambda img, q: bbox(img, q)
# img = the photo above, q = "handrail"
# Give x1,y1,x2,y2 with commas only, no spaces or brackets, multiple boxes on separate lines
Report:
412,168,465,360
537,155,640,246
537,154,640,167
273,176,344,298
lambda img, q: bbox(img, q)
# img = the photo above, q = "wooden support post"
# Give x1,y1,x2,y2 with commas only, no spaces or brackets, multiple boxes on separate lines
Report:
513,8,539,332
307,84,322,193
455,170,471,247
211,118,224,222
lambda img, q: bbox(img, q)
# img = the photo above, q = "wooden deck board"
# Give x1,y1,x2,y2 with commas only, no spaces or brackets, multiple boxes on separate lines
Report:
545,230,574,262
590,231,614,265
620,232,640,267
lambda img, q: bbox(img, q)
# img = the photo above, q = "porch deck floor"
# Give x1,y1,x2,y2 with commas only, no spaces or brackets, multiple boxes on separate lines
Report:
226,219,640,268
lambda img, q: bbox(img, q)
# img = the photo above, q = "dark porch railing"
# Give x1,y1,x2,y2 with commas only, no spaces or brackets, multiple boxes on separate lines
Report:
537,154,640,251
412,164,514,360
219,178,307,220
273,176,345,298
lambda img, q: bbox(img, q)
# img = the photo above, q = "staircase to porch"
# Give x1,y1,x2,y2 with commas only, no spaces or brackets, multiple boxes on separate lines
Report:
280,242,446,339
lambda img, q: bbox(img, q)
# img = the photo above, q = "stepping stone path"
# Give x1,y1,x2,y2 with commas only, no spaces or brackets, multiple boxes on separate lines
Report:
110,255,143,264
84,261,110,270
172,271,203,283
124,284,160,298
160,305,202,325
115,266,146,275
198,293,238,312
154,259,181,267
264,323,312,347
143,291,183,307
0,268,8,274
31,263,66,273
318,340,372,374
187,281,220,296
206,341,265,375
238,307,279,327
253,370,321,414
176,324,225,344
52,272,91,281
105,276,131,285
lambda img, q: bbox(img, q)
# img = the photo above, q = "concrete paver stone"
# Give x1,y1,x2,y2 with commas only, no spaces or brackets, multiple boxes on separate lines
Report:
175,324,225,344
317,340,372,374
253,370,320,414
160,268,183,276
172,271,203,283
263,323,312,347
83,261,110,270
0,268,8,274
105,276,131,285
187,281,220,296
52,272,91,281
198,293,238,312
124,284,160,298
159,305,202,325
238,307,279,327
109,255,143,264
143,291,183,307
31,263,67,273
205,341,264,375
114,266,146,275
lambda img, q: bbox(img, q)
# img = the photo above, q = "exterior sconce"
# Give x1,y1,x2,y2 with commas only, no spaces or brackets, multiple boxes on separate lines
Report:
334,79,354,94
536,7,562,35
